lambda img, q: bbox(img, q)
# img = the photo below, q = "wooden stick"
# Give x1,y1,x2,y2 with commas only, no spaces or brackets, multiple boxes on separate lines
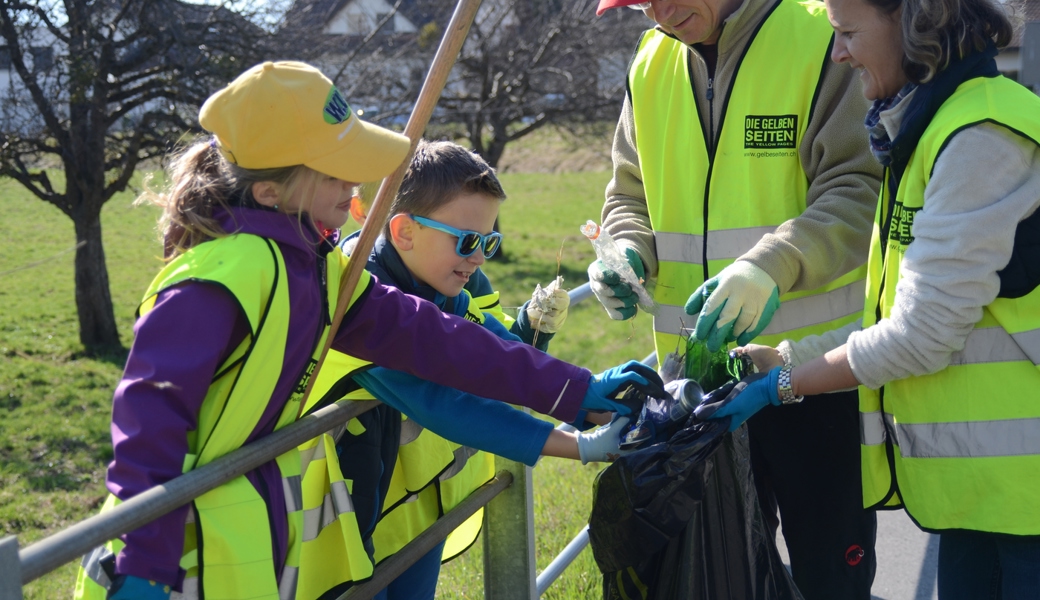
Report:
298,0,484,418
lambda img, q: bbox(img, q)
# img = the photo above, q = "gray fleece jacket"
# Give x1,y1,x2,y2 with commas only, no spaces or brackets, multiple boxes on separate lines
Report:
602,0,882,296
781,90,1040,389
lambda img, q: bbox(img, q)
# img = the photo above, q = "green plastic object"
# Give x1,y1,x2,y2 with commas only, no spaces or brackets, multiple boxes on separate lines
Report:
683,337,751,392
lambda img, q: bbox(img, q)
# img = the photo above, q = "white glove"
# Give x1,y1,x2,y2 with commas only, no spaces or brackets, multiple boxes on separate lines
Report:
576,416,631,464
527,276,570,334
685,260,780,351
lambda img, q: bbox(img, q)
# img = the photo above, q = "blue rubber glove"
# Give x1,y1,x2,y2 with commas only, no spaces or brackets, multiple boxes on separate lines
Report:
694,367,781,432
481,312,524,343
588,247,645,321
107,575,172,600
577,416,632,464
583,361,667,415
685,261,780,352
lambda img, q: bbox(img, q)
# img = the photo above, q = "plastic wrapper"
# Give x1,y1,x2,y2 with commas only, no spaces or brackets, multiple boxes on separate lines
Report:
589,384,803,600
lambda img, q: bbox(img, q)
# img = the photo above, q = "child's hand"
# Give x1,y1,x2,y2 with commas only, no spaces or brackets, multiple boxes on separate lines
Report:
528,277,570,333
577,416,632,464
584,361,667,415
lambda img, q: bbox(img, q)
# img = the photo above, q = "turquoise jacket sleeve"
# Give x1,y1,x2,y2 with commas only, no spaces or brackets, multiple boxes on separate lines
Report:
353,368,552,467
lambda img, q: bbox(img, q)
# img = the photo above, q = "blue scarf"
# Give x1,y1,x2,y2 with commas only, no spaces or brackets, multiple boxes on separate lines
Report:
864,82,918,166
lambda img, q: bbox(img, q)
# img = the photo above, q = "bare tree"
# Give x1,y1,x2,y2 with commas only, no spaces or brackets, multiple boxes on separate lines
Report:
286,0,645,168
0,0,271,353
440,0,643,168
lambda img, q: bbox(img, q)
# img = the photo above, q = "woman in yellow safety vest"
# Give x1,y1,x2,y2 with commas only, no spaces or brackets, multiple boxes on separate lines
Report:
695,0,1040,596
74,60,664,600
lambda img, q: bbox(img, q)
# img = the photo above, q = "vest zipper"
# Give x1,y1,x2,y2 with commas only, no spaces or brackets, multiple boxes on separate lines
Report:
702,76,716,283
290,253,332,418
308,254,330,389
317,254,331,328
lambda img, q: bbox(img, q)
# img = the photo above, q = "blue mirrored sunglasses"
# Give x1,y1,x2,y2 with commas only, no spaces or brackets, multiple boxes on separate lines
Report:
410,214,503,259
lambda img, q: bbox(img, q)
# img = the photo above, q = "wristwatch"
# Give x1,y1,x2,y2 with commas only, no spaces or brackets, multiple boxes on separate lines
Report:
777,365,804,405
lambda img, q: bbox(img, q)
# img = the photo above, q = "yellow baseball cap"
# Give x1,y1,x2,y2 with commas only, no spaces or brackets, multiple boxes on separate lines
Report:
199,61,410,183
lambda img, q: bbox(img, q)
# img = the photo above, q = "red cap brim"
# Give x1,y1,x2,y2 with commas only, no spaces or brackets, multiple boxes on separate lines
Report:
596,0,643,16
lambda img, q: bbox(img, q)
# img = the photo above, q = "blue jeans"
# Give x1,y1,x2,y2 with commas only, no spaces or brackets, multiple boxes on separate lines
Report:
371,540,446,600
937,529,1040,600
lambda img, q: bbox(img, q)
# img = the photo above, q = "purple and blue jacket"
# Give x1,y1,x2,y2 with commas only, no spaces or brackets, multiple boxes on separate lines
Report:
108,207,590,587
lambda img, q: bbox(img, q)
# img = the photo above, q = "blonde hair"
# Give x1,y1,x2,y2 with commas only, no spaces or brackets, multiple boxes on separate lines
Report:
866,0,1014,83
139,140,320,258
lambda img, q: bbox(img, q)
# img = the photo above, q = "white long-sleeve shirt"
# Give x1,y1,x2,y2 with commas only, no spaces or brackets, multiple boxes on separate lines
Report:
781,94,1040,389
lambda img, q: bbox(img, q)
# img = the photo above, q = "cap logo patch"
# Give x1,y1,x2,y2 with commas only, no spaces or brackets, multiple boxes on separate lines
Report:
324,87,352,124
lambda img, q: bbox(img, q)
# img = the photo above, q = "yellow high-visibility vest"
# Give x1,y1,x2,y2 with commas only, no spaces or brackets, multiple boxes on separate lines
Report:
858,75,1040,534
76,234,368,600
628,0,866,360
307,288,502,571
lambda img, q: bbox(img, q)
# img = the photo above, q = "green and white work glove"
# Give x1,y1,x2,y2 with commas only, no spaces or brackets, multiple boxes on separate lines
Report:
685,261,780,352
527,277,570,334
588,247,645,321
576,416,632,464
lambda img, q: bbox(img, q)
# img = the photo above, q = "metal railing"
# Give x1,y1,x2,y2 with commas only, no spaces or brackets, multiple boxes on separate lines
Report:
0,282,653,600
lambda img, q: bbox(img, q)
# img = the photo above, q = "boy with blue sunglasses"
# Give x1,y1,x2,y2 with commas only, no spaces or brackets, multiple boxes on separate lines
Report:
343,145,569,348
333,140,622,600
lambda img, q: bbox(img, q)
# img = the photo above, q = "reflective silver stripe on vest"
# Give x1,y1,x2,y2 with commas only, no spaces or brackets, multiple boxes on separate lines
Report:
81,544,114,589
282,475,303,514
656,232,706,265
279,565,298,600
949,326,1040,367
329,423,347,445
303,480,354,542
655,226,779,264
1014,328,1040,365
400,419,424,445
438,446,478,482
171,576,198,600
330,479,354,515
299,439,325,472
652,304,705,337
860,410,896,446
653,280,864,337
895,418,1040,458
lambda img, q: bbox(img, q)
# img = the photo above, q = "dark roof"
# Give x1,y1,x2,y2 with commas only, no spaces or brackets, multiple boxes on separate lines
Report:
1010,0,1040,48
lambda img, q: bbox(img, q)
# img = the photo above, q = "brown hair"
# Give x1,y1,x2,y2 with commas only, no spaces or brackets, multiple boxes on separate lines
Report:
864,0,1014,83
384,139,506,237
138,140,314,258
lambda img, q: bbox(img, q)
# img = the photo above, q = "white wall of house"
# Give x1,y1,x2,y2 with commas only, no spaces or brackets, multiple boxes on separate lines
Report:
324,0,416,35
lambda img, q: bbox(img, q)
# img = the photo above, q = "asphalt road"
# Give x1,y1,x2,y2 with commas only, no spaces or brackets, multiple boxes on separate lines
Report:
776,509,940,600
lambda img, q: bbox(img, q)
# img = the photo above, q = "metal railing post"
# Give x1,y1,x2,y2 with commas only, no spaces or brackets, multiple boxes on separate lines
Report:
17,399,378,584
535,526,589,595
0,536,22,600
483,457,536,600
339,471,514,600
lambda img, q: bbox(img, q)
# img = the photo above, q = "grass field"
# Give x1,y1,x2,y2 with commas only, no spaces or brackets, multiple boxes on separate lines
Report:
0,165,655,598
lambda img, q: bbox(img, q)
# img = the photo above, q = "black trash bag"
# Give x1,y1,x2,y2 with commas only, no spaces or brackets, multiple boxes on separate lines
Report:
619,379,705,450
589,383,803,600
619,350,753,451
